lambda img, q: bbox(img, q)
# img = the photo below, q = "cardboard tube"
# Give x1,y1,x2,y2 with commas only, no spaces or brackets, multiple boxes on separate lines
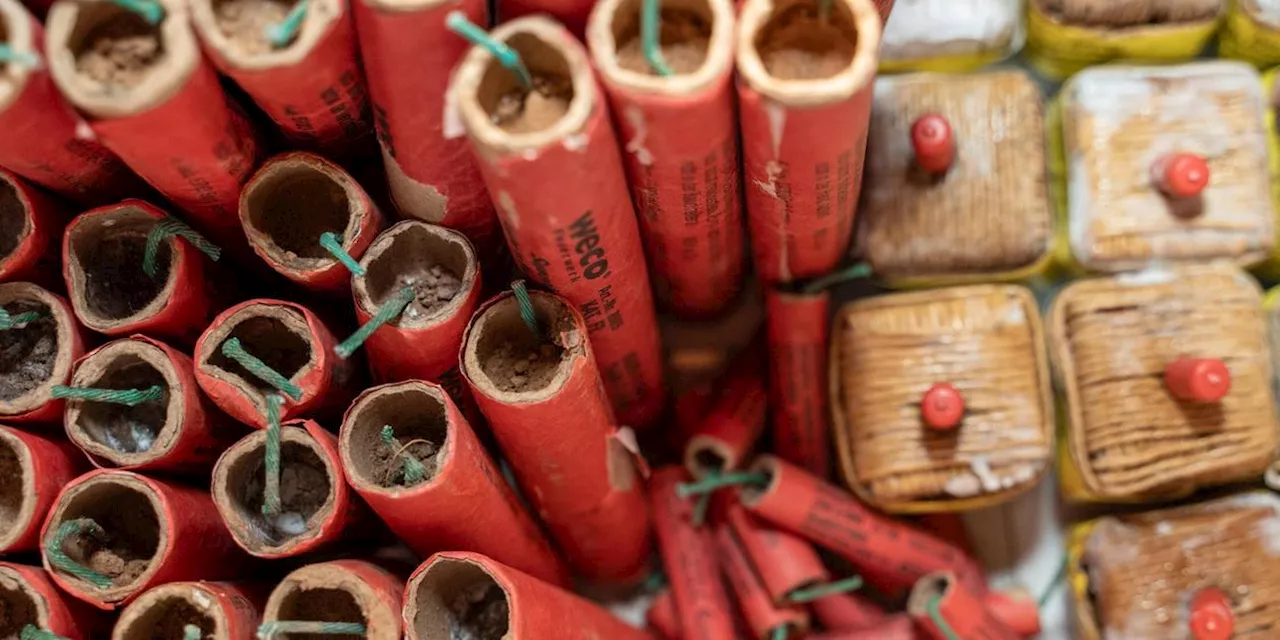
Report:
212,419,374,558
765,289,830,477
716,525,810,639
62,200,230,345
195,299,360,429
190,0,372,157
64,335,240,473
339,380,569,587
648,589,680,639
741,456,987,596
0,170,66,289
0,0,143,205
112,581,265,640
452,15,666,428
44,0,261,250
809,592,886,631
350,0,499,257
240,152,384,294
0,282,85,424
262,560,403,639
684,360,768,479
405,551,653,640
41,469,252,609
736,0,880,283
0,427,87,553
651,466,736,640
352,221,482,387
461,290,651,585
726,504,828,604
0,562,108,639
907,572,1016,640
809,613,915,639
586,0,746,319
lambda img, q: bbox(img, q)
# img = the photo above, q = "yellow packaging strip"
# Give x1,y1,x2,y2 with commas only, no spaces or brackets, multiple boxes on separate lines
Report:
1221,0,1280,67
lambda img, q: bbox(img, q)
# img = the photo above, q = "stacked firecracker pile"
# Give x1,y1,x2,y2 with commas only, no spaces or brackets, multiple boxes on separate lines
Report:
3,0,1280,636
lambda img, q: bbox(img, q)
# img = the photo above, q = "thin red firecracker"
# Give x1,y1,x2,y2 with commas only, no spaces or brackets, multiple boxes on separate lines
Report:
983,589,1041,638
239,152,384,294
736,0,881,284
766,288,831,477
0,170,66,288
726,504,828,604
0,427,87,553
716,525,810,639
261,560,403,638
404,551,653,640
191,0,372,157
0,0,143,205
0,283,86,424
44,0,260,251
62,335,239,473
62,200,229,345
460,290,651,585
740,456,988,597
908,572,1017,640
684,358,768,479
810,591,888,632
651,466,736,640
452,15,665,429
339,380,570,587
40,469,252,610
499,0,594,34
809,614,917,640
112,581,265,640
0,562,108,639
586,0,746,319
351,0,499,256
648,589,681,640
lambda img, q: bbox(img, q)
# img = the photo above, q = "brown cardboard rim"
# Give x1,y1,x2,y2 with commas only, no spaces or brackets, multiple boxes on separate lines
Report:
0,283,77,416
337,380,454,496
65,338,184,467
0,171,35,277
738,454,781,507
239,152,371,278
112,581,230,640
45,0,201,118
0,0,36,116
735,0,880,108
43,472,168,603
211,424,339,556
586,0,736,97
905,571,953,617
65,205,180,333
829,284,1054,512
453,15,598,156
460,290,584,405
263,562,399,637
0,429,37,551
352,221,479,330
0,564,52,630
197,302,318,417
404,555,512,640
188,0,341,71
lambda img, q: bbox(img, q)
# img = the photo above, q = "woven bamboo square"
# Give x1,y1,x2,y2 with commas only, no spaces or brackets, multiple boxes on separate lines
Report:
1059,61,1275,272
1073,493,1280,640
1049,264,1278,501
857,70,1050,282
830,284,1052,511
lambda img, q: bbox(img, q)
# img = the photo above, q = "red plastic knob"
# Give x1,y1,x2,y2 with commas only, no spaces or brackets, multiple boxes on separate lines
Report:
1153,153,1210,199
911,114,955,174
921,383,964,430
1189,588,1233,640
1164,358,1231,403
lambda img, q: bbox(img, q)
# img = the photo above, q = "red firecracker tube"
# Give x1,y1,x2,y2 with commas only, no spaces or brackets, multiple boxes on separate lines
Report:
908,572,1017,640
0,427,87,553
651,466,737,640
647,589,681,639
766,288,831,476
684,360,768,479
810,591,889,631
0,283,85,424
716,525,810,639
726,503,828,604
0,170,66,288
112,581,265,640
0,562,107,639
262,560,403,638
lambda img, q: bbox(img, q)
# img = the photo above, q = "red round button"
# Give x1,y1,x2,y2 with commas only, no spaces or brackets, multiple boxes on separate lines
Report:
921,383,964,430
1189,588,1233,640
1155,153,1210,199
911,114,955,174
1164,358,1231,403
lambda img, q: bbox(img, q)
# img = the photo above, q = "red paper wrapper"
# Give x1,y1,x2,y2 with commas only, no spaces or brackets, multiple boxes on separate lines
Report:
195,299,360,429
45,0,260,250
585,0,745,318
684,361,768,479
0,170,66,288
651,466,736,640
0,562,107,639
112,581,265,640
404,551,653,640
191,0,372,157
263,560,403,638
62,200,228,345
726,504,827,604
736,0,880,283
810,591,887,631
983,589,1041,638
461,290,651,585
647,589,681,639
766,288,830,476
717,525,810,639
0,0,143,205
351,0,499,255
908,572,1017,640
741,456,987,596
41,469,252,609
0,427,87,553
499,0,594,34
64,335,238,473
0,283,86,424
810,614,916,640
339,380,570,587
452,15,665,428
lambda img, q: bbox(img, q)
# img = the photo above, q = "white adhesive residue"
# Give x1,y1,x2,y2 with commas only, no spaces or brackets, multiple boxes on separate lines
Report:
74,120,96,141
563,133,588,152
1256,0,1280,22
765,102,786,159
442,86,465,140
192,590,213,609
882,0,1021,57
1115,265,1176,286
623,106,654,166
498,191,520,231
